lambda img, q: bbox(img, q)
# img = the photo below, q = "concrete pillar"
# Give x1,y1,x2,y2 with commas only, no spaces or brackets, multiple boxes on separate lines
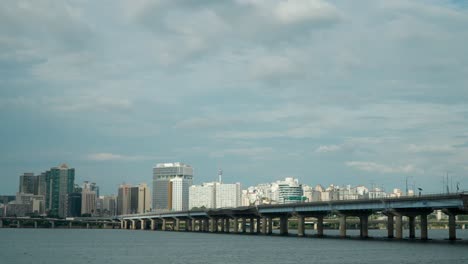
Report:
448,214,457,241
387,215,394,238
140,220,145,230
186,219,192,231
17,220,21,228
69,222,73,229
339,215,346,238
242,218,247,233
225,218,230,233
261,217,267,234
175,219,180,231
34,221,38,229
316,216,324,237
297,215,305,237
359,215,369,238
420,214,428,240
249,218,255,233
124,220,128,229
408,216,415,239
256,218,261,234
395,215,403,239
279,215,288,236
87,223,90,229
162,219,166,231
131,220,136,230
204,219,210,232
50,221,55,229
0,220,3,228
267,217,273,235
233,218,239,233
150,219,156,230
220,218,225,232
210,218,215,232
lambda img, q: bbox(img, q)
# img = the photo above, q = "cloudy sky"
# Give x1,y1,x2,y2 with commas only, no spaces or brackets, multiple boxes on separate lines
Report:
1,0,468,195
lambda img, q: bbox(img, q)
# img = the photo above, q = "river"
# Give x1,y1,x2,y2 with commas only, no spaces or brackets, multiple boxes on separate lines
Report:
1,229,467,264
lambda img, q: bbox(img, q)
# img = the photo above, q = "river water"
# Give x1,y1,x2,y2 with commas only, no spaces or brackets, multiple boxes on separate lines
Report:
1,229,467,264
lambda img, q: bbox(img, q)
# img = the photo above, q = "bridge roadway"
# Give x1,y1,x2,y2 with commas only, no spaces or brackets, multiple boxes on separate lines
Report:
118,193,468,241
0,216,120,229
2,194,467,240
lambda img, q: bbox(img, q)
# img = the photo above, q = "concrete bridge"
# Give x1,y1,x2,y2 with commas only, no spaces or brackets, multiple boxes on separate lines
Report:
0,216,119,229
118,193,468,241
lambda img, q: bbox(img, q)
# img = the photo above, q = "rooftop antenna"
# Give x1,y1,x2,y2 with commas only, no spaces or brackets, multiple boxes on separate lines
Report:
218,169,223,184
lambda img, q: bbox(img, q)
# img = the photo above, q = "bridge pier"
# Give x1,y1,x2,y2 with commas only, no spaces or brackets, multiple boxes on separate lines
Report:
225,218,230,233
419,213,428,240
395,215,403,239
50,221,55,229
261,217,267,234
34,221,38,229
297,215,305,237
339,215,346,238
359,215,369,238
233,218,239,233
131,220,136,230
316,216,324,237
386,214,394,238
140,220,145,230
87,223,90,229
408,216,416,239
17,220,21,228
256,218,261,234
242,218,247,233
267,217,273,234
0,219,3,228
186,219,192,231
150,219,156,230
249,218,255,234
162,219,166,231
204,218,210,232
279,215,288,236
174,218,180,231
448,214,457,241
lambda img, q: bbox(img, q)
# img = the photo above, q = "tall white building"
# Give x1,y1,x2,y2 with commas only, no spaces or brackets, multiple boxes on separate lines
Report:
189,182,241,209
81,182,97,215
215,183,241,208
153,162,193,211
189,183,215,209
137,183,151,213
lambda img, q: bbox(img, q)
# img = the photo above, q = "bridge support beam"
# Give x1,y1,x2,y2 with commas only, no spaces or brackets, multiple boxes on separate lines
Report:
204,219,210,232
150,219,156,230
50,221,55,229
256,218,261,234
386,215,394,238
0,220,3,228
297,215,305,237
140,220,145,230
175,218,180,231
220,218,225,232
248,218,254,233
69,222,73,229
17,220,21,228
233,218,239,233
408,216,415,239
162,219,166,231
267,217,273,235
316,216,324,237
395,215,403,239
339,216,346,238
34,221,38,229
186,219,192,231
359,215,369,238
279,215,288,236
420,213,428,240
241,218,247,233
448,214,457,241
261,217,267,234
225,218,230,233
86,223,90,229
131,220,136,230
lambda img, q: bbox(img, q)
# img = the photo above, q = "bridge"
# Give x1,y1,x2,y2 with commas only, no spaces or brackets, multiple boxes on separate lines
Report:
117,193,468,240
2,193,467,241
0,216,119,229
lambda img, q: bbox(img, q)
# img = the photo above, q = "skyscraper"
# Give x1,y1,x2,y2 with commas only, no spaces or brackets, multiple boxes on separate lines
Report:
152,162,193,211
45,164,75,218
19,173,37,194
81,181,97,216
117,184,132,215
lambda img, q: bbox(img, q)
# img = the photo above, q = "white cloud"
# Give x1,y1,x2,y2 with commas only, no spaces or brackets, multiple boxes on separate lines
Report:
315,145,341,153
346,161,422,174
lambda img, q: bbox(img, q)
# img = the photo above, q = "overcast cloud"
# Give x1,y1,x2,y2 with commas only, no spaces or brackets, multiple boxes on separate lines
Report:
1,0,467,194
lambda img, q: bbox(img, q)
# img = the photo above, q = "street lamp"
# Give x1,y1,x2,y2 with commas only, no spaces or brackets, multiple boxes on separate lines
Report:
418,188,423,197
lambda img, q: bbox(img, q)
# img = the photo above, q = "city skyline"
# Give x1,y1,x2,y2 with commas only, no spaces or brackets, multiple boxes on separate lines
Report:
1,0,468,195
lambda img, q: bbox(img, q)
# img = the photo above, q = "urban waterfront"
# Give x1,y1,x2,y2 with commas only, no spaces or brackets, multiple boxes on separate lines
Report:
1,229,467,264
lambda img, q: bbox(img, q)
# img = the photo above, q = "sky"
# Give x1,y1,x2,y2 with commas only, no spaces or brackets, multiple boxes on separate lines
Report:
1,0,468,195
